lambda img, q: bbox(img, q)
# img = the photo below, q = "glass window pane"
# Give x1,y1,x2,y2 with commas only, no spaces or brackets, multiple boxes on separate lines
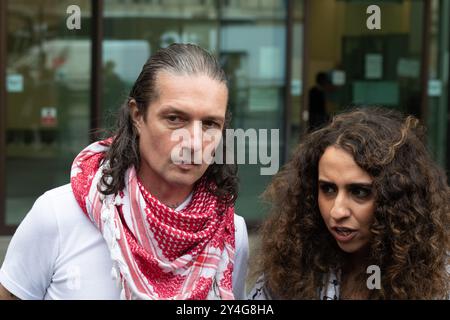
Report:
427,0,448,167
101,1,288,224
288,0,305,152
219,0,287,222
101,0,219,128
307,0,424,121
5,0,91,225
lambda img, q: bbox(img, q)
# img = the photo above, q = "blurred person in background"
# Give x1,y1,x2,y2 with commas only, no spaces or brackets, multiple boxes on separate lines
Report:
308,72,332,132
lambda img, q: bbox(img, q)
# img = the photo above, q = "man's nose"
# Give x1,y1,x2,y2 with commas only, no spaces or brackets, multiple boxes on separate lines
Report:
189,121,203,152
330,193,351,220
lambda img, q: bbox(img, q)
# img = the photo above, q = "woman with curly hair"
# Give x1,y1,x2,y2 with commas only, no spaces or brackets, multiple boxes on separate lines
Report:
248,107,450,300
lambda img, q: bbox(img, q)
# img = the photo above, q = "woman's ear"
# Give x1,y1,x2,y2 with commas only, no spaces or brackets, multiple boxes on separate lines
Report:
128,99,142,132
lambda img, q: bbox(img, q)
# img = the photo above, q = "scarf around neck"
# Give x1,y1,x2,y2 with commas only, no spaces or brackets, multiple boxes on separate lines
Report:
70,139,236,300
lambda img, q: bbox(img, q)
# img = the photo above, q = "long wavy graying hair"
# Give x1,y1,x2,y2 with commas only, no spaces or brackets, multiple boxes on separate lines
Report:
255,107,450,299
99,43,238,205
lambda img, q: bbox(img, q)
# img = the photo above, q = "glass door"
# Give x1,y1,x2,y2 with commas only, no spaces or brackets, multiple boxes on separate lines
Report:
101,0,287,224
427,0,449,168
101,0,220,129
219,0,287,222
306,0,426,119
3,0,92,226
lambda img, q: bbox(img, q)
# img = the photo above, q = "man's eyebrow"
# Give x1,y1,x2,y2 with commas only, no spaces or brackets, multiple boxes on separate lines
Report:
202,115,225,123
160,106,225,123
159,106,188,116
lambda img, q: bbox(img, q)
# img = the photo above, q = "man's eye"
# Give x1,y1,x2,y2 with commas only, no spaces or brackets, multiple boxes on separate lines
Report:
167,115,182,123
202,121,220,129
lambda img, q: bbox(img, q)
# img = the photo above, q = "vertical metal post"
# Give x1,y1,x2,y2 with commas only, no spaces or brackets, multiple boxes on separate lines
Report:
0,0,7,234
0,0,15,235
283,0,293,163
90,0,103,142
420,0,432,123
301,0,310,138
444,0,450,175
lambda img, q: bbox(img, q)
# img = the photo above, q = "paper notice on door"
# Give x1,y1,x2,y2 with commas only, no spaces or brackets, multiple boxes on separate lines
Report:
331,70,346,85
7,74,24,92
365,54,383,79
41,107,58,127
259,46,282,79
428,80,442,97
397,58,420,78
291,79,302,96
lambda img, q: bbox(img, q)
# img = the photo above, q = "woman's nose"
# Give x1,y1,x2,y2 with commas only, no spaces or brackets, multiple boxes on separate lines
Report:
329,193,351,220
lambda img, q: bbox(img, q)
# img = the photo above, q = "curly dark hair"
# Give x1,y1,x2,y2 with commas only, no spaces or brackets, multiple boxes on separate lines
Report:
255,107,450,299
99,43,238,205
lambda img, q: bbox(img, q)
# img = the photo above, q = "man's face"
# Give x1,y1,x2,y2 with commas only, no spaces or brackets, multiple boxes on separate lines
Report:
132,71,228,191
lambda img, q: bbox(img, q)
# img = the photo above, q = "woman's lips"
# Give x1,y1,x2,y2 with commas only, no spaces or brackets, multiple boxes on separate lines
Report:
331,227,357,243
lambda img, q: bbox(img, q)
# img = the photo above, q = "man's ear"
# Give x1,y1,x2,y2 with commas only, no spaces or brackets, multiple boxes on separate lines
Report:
128,99,142,132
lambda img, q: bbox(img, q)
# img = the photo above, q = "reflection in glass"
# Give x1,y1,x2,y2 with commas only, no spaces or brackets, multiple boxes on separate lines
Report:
101,0,288,223
220,0,287,222
101,0,219,128
427,0,448,167
6,0,91,225
307,0,424,118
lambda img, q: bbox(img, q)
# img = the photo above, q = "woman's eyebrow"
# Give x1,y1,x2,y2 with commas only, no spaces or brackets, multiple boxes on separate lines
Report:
347,183,373,188
318,180,372,187
318,179,334,184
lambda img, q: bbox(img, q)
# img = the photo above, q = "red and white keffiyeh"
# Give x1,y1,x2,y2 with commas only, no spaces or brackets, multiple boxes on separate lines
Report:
70,139,236,300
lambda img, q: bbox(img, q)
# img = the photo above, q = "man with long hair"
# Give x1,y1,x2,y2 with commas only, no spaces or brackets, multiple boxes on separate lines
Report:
0,44,249,300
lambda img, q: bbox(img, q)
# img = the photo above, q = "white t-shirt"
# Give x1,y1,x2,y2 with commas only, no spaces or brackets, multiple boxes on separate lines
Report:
0,184,249,300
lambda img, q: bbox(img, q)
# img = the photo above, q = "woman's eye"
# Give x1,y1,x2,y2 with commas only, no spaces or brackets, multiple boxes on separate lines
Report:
319,184,336,195
351,187,372,199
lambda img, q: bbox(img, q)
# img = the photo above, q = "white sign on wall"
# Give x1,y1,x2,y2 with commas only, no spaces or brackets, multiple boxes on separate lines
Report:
428,80,442,97
365,54,383,79
331,70,346,86
41,107,58,127
7,74,24,92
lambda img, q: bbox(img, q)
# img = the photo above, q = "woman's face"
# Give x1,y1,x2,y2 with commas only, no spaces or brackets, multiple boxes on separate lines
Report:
318,146,375,255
